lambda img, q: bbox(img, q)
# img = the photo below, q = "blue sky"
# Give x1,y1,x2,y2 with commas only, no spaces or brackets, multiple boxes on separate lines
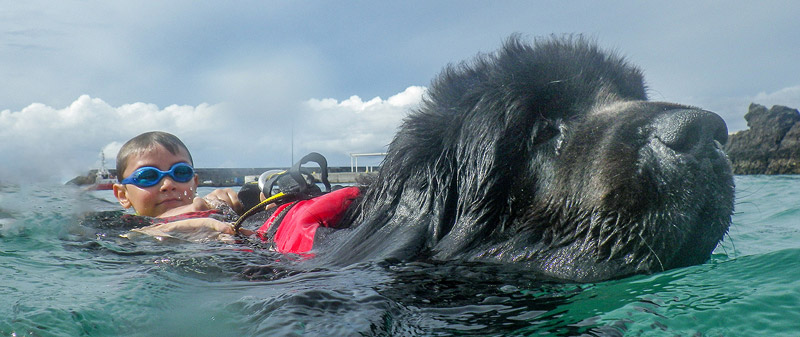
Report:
2,1,799,183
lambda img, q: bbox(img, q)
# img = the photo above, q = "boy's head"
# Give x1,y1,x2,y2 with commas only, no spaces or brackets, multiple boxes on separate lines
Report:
112,131,198,217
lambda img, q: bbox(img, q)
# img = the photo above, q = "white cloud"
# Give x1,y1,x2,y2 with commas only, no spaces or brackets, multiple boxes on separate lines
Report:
388,86,426,106
0,86,426,184
297,86,426,166
0,95,227,183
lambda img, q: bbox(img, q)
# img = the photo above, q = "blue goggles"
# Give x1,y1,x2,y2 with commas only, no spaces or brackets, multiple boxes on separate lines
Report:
120,162,195,187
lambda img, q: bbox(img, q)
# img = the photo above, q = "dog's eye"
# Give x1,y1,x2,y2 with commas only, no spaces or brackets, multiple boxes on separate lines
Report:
532,123,561,146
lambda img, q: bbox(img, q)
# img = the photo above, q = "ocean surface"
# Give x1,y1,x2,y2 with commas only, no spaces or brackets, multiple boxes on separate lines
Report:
0,175,799,336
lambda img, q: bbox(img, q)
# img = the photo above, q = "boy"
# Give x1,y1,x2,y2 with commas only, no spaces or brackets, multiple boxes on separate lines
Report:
112,131,243,240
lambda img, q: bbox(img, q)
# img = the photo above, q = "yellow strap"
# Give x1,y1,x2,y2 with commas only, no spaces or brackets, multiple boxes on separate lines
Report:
232,192,288,233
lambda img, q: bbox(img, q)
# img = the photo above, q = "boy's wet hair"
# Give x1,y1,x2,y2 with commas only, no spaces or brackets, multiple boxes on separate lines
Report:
116,131,194,181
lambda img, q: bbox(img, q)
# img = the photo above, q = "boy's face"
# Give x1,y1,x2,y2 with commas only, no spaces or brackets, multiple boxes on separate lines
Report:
112,144,198,217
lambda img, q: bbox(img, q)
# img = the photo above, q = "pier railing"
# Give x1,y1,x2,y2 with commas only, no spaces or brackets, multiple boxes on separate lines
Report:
350,152,387,173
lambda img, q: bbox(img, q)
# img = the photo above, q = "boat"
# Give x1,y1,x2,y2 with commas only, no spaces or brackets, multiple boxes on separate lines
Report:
88,152,116,190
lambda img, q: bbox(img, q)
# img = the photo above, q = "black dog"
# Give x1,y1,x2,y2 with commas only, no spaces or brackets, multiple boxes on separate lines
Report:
309,35,734,282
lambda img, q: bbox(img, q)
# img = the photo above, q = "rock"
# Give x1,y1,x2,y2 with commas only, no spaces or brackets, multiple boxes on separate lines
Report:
724,103,800,174
65,174,94,186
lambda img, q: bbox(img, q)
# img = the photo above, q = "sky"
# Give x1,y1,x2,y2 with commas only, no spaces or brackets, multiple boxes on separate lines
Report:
1,1,799,183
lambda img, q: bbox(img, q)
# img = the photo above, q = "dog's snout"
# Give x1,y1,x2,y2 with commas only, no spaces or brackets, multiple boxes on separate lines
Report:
653,109,728,153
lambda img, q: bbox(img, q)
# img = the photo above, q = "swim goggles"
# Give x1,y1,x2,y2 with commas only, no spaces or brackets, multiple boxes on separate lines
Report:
120,162,195,187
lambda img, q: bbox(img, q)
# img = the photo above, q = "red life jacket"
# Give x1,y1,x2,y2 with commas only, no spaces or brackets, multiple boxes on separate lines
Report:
256,186,359,254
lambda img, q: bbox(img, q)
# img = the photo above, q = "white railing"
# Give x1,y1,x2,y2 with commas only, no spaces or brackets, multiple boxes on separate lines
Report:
350,152,387,173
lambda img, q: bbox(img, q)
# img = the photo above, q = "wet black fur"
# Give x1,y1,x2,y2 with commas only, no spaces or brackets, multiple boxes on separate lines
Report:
313,35,734,282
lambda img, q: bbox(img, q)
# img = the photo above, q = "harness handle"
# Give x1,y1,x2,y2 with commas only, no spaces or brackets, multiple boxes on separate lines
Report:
289,152,331,194
235,152,332,235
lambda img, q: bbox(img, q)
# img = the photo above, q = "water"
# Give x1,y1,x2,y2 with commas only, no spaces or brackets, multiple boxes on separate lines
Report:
1,176,799,336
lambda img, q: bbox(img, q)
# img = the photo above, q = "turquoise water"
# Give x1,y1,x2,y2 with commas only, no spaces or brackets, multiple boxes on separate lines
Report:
1,176,799,336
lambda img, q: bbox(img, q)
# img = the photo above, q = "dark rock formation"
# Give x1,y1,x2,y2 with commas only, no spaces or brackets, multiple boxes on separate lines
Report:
724,103,800,174
65,174,95,186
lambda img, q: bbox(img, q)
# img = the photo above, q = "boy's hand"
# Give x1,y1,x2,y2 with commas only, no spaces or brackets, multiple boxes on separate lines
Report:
202,188,244,214
156,188,244,218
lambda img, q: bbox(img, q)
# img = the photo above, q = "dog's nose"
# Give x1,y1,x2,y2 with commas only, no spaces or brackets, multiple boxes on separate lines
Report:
653,109,728,153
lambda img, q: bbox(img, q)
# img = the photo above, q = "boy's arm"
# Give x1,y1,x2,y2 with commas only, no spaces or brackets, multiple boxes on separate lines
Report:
125,188,248,242
129,217,236,242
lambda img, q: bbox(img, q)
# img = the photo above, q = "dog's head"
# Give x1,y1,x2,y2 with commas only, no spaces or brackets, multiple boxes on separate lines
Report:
333,36,734,282
511,98,733,281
